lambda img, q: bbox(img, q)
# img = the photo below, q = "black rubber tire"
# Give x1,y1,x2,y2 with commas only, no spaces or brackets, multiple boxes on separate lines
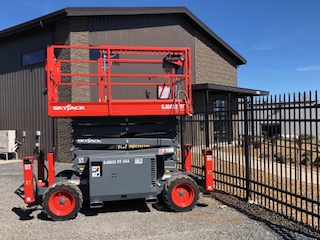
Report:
162,174,199,212
42,182,83,221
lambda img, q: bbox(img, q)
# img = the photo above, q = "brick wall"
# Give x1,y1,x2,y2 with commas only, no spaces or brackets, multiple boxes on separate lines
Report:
194,32,238,87
70,17,90,102
54,17,89,162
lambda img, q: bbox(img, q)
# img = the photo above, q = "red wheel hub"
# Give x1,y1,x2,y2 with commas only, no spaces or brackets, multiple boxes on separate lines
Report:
171,183,195,208
48,190,76,216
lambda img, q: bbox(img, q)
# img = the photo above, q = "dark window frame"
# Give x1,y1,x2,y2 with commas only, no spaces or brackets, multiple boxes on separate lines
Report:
22,49,45,67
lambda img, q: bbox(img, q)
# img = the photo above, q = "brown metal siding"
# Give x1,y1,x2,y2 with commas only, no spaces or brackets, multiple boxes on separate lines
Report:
88,15,194,46
87,14,238,88
0,29,54,158
88,15,195,100
194,30,238,86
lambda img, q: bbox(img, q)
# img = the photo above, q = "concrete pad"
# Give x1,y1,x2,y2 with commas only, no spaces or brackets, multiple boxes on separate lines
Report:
0,159,21,164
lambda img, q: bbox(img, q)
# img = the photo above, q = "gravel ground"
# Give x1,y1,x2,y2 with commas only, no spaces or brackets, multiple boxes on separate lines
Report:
0,160,318,240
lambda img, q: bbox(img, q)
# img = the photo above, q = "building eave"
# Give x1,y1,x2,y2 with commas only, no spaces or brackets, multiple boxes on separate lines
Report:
193,83,269,97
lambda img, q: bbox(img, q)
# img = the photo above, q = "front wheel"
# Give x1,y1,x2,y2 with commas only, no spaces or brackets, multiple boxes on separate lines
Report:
162,174,199,212
42,182,83,221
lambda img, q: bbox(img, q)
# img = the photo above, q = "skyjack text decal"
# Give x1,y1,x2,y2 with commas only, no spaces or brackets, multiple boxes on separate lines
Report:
53,104,85,111
161,104,185,110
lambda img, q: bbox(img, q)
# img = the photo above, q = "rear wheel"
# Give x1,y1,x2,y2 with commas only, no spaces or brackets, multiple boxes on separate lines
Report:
42,182,83,221
162,174,199,212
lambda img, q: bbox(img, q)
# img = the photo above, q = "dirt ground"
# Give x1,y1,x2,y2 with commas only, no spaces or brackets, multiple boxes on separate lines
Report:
234,137,320,168
1,160,319,239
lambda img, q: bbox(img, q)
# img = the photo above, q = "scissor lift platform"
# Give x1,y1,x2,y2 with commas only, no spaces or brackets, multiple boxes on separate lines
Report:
46,45,192,117
16,45,218,223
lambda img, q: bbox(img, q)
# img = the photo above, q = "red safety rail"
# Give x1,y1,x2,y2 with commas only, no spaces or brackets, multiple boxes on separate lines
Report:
46,45,192,117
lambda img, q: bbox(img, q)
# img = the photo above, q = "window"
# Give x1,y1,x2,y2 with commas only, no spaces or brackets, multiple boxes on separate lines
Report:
213,99,228,142
89,49,119,65
89,49,100,60
22,49,45,66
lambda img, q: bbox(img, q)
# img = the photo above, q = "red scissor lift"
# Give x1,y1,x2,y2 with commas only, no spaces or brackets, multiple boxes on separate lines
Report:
20,45,213,221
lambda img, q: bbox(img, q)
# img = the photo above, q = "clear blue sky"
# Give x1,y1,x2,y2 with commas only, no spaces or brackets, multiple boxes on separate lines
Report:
1,0,319,96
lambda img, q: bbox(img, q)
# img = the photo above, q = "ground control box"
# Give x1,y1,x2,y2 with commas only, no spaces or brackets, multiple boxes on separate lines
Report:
88,152,160,203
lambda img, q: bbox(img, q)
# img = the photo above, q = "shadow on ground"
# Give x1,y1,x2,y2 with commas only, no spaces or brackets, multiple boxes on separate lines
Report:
80,199,151,217
13,197,209,221
12,207,35,221
13,199,151,221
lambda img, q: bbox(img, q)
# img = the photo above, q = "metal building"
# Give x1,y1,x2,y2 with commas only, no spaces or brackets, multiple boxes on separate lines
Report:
0,7,256,160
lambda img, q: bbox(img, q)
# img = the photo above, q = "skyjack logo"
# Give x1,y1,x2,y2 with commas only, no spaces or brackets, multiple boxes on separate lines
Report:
53,104,85,111
76,139,102,144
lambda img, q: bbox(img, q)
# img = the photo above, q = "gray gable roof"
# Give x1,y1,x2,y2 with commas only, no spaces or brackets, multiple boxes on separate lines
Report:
0,7,246,65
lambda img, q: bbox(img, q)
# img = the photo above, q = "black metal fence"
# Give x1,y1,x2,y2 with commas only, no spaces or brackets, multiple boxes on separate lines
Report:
179,91,320,230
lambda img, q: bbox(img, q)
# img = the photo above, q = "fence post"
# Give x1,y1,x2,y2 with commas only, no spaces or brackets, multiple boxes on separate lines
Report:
204,90,210,148
244,97,251,201
227,93,232,144
180,116,185,170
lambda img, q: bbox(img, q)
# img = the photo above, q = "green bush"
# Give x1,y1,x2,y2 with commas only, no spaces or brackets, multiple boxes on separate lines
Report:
300,134,315,143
